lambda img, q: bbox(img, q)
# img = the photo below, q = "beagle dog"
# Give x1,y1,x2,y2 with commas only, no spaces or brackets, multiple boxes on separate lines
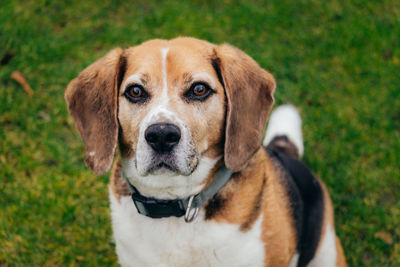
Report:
65,37,346,267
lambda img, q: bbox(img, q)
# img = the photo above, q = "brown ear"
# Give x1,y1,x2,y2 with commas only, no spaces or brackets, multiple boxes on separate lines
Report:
213,44,276,172
65,48,126,174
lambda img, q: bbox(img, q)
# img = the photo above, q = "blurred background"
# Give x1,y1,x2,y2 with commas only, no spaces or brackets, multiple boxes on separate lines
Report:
1,0,399,266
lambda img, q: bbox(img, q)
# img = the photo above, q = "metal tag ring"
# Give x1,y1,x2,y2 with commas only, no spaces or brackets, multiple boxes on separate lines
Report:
184,195,199,223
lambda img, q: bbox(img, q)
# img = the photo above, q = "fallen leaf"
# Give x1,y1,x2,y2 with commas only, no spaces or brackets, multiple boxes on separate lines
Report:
374,231,393,245
38,111,51,121
11,71,34,98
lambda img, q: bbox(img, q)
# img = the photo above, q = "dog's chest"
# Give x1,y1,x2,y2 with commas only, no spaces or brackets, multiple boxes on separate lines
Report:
110,190,265,267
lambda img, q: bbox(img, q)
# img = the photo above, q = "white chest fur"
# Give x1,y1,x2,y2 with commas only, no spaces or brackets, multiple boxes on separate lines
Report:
110,189,265,267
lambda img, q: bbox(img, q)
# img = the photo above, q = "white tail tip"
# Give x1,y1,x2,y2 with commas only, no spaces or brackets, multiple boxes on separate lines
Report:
264,104,304,157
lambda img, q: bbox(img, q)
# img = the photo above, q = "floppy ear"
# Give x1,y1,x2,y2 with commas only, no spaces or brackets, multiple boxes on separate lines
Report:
213,44,276,172
65,48,126,174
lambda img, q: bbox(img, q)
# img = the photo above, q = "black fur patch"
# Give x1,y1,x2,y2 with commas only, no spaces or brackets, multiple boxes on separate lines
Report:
210,55,225,89
265,146,324,267
266,135,300,159
117,53,127,92
205,193,227,219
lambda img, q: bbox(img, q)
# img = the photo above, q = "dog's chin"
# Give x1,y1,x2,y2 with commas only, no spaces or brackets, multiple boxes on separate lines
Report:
139,155,199,177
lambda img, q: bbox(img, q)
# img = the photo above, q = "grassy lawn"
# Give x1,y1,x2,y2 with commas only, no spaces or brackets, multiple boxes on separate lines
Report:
1,0,399,265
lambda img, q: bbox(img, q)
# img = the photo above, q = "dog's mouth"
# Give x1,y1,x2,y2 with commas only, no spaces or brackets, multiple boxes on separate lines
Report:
140,152,199,176
143,154,181,176
148,161,178,174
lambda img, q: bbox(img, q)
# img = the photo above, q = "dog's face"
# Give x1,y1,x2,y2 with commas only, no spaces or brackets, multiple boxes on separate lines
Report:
118,39,225,177
65,38,275,198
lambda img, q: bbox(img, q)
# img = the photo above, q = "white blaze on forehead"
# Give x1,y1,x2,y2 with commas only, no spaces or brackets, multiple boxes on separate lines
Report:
140,106,181,130
161,48,170,104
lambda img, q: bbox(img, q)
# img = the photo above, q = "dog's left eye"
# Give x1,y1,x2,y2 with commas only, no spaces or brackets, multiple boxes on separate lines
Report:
184,82,214,101
124,84,149,103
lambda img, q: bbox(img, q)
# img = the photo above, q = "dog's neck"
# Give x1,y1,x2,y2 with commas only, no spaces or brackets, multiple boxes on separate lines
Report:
121,163,233,221
110,148,271,225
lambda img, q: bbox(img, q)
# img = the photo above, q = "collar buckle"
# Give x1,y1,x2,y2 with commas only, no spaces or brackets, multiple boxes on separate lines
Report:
184,195,199,223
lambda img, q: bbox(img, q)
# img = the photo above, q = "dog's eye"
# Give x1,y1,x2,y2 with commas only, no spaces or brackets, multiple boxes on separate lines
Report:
124,84,148,103
185,82,214,101
193,84,207,96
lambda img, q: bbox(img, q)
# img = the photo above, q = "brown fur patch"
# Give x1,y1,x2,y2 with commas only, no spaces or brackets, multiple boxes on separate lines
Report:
65,48,125,174
110,159,130,202
260,150,298,266
205,149,266,225
212,44,276,172
205,150,262,222
266,135,300,159
240,176,266,231
206,148,297,265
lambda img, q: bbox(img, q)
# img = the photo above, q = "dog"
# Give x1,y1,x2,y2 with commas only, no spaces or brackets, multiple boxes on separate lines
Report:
65,37,346,266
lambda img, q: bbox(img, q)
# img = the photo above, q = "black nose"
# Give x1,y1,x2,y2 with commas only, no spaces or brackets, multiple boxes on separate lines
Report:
145,123,181,153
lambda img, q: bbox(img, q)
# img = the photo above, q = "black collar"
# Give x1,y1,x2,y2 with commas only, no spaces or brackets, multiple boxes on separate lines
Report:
122,166,233,222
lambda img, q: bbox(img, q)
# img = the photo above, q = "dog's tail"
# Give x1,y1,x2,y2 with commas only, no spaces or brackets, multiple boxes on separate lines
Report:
263,104,304,159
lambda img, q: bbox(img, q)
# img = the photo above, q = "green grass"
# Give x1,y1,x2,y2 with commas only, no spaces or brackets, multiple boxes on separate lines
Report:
1,0,399,265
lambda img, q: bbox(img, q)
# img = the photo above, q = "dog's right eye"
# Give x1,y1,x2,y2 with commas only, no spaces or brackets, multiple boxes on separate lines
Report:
124,84,149,103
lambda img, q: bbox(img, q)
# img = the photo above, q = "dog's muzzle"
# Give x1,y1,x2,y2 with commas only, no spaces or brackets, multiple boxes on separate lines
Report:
142,123,183,173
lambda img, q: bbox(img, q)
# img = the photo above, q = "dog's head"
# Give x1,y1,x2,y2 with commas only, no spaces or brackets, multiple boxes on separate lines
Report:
65,38,275,198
